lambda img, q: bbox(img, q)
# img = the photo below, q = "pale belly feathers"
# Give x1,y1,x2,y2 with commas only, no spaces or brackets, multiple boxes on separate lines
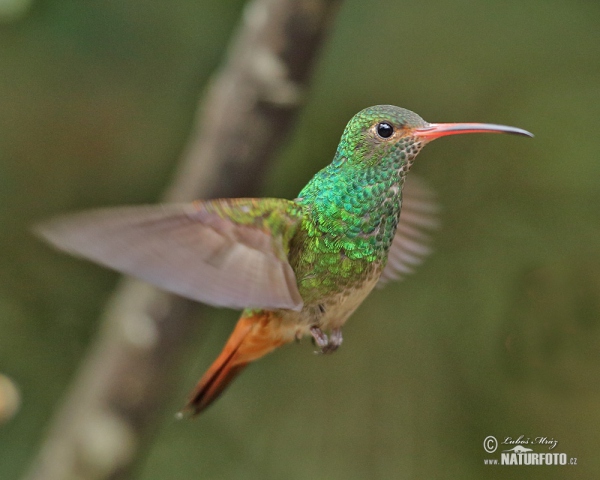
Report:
278,263,383,339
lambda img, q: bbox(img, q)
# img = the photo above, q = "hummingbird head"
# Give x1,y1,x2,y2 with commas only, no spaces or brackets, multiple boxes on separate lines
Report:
337,104,532,175
298,104,531,224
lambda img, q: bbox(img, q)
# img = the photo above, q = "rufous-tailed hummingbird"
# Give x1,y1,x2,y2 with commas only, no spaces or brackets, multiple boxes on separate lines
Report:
37,105,532,415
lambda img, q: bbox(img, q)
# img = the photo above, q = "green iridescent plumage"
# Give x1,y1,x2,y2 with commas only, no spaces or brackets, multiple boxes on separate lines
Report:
290,106,428,303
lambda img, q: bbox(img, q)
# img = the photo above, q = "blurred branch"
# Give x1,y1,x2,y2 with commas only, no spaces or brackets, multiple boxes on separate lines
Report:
24,0,342,479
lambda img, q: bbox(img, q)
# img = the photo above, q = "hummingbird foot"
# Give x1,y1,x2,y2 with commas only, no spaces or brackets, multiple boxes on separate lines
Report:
310,326,343,354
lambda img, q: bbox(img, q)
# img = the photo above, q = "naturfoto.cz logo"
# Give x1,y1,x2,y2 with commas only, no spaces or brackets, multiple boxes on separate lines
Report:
482,436,577,466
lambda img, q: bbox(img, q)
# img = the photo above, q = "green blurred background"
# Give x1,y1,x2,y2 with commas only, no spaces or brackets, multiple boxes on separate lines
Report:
1,0,599,478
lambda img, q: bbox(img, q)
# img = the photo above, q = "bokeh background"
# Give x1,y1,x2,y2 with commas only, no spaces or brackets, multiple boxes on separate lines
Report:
1,0,599,478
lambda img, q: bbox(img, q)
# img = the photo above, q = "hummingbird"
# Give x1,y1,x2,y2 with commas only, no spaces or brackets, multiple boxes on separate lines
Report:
36,105,532,415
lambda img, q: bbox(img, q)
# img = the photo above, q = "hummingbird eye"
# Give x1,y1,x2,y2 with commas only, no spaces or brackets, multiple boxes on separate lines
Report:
376,122,394,139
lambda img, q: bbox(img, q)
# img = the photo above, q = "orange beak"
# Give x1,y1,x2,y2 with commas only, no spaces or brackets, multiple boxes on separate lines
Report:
415,122,533,141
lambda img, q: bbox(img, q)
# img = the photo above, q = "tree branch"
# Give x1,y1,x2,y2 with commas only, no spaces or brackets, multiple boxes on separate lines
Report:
24,1,343,479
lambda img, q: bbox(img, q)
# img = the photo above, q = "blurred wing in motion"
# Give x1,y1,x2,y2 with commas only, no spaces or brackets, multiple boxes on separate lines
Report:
35,198,305,311
378,176,440,286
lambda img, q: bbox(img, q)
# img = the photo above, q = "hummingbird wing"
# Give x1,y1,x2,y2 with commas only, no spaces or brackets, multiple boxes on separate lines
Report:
377,177,440,286
35,198,304,311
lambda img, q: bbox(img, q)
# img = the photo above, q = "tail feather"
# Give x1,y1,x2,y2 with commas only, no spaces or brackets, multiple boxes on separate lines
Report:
184,311,288,415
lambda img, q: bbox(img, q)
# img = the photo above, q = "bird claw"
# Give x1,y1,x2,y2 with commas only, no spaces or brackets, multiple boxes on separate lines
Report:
310,326,343,354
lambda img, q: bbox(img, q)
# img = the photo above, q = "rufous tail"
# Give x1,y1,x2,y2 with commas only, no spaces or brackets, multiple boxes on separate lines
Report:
184,311,289,416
